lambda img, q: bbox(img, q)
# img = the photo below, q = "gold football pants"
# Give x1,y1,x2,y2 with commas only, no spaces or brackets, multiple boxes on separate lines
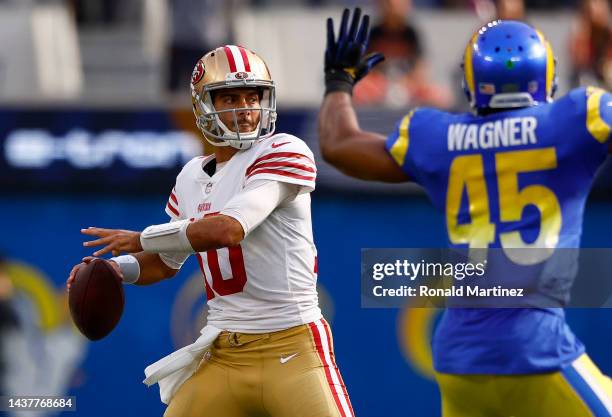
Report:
164,319,354,417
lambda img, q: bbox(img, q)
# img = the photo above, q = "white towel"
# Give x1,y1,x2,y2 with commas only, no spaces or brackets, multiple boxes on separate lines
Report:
143,325,222,404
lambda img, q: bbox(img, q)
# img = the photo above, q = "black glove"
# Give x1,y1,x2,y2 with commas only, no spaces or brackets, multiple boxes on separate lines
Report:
324,8,385,95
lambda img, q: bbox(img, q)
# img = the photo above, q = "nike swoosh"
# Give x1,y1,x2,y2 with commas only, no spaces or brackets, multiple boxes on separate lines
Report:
280,352,299,364
271,141,290,148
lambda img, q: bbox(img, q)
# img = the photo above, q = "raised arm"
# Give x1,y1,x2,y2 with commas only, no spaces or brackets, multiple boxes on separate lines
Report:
319,8,409,183
319,92,408,182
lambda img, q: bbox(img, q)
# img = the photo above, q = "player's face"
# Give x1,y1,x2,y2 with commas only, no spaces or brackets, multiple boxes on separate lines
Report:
213,88,261,133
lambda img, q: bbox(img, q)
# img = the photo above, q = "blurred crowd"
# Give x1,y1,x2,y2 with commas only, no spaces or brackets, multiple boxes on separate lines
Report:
0,0,610,107
568,0,612,90
68,0,610,108
348,0,610,108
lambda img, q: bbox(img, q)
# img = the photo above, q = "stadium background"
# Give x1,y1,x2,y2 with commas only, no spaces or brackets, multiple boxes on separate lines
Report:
0,1,610,416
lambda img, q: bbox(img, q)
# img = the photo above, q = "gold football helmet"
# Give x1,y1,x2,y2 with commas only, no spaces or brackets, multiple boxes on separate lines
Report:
190,45,277,150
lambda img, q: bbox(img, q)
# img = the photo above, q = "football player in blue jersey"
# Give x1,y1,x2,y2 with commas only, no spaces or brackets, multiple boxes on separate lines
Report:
319,8,612,417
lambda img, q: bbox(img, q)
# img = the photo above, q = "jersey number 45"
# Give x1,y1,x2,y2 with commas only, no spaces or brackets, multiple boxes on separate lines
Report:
446,147,561,265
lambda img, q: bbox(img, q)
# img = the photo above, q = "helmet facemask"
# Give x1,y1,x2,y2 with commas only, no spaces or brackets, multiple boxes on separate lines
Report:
192,78,277,150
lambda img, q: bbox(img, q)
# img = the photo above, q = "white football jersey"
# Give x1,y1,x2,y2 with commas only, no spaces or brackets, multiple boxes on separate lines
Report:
165,133,322,333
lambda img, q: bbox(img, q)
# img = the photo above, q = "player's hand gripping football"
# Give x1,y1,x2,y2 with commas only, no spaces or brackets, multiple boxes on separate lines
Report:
81,227,143,257
66,256,123,290
324,7,384,95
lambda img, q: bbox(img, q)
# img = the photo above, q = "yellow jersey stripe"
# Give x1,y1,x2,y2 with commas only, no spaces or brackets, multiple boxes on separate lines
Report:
389,111,414,166
586,87,611,144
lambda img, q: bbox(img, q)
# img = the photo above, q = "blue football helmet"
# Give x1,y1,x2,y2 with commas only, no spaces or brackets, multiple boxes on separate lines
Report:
462,20,557,112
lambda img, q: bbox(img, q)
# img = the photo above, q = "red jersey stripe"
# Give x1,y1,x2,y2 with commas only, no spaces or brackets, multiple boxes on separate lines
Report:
170,192,178,205
246,168,315,182
246,160,316,176
166,202,180,217
247,152,315,172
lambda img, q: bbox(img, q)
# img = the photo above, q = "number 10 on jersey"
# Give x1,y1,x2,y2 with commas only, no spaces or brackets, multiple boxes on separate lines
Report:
196,213,248,299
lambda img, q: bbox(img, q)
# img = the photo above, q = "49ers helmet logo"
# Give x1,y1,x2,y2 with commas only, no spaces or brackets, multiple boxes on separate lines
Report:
234,72,248,80
191,60,205,85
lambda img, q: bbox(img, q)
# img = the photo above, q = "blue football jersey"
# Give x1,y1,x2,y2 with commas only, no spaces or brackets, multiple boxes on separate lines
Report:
385,87,611,374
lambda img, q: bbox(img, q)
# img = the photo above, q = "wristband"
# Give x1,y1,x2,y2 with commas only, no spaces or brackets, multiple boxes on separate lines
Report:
324,69,355,95
140,219,194,253
110,255,140,284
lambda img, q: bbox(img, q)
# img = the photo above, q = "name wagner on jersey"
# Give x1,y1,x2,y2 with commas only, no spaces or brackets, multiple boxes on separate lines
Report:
447,117,538,152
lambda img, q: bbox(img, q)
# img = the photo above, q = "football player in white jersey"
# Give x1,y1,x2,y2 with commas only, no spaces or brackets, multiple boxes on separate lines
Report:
66,45,354,417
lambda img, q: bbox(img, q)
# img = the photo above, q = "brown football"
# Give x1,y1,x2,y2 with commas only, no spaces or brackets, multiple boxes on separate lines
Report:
69,258,124,341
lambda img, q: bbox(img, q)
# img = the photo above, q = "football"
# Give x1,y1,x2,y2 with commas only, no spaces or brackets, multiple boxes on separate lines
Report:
69,258,124,341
